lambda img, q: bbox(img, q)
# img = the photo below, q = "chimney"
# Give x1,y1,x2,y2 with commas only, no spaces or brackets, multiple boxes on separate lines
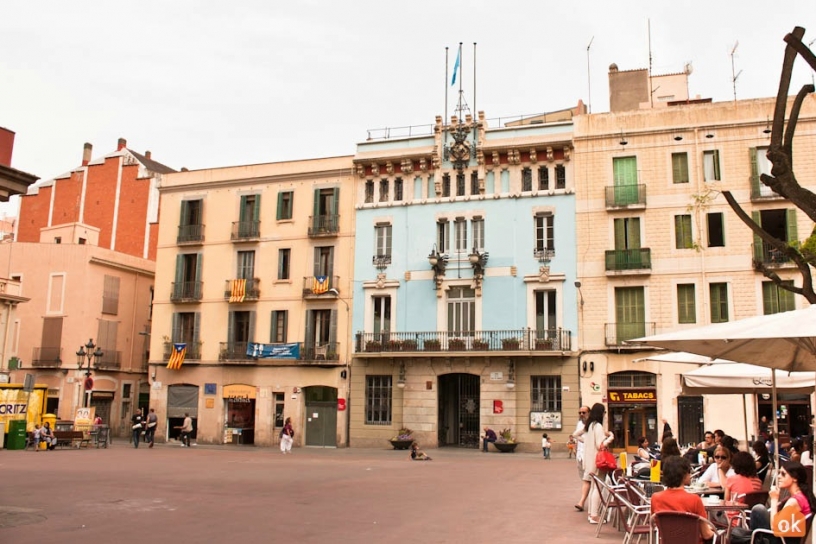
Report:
181,167,189,172
145,150,151,160
117,138,127,151
82,142,93,166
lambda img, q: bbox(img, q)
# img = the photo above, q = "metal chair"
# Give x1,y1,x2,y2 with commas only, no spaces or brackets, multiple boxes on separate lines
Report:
313,344,329,360
651,511,722,544
614,480,653,544
590,472,625,537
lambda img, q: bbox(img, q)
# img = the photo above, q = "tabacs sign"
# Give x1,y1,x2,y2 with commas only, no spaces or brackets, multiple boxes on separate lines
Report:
607,389,657,404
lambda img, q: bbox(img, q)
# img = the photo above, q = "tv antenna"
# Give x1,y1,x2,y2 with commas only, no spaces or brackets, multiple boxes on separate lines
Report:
586,36,594,114
730,41,742,102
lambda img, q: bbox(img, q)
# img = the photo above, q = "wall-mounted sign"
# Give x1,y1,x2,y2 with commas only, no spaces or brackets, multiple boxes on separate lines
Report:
530,411,562,430
204,383,217,395
607,389,657,404
222,384,256,400
337,398,346,411
493,400,503,414
490,372,504,381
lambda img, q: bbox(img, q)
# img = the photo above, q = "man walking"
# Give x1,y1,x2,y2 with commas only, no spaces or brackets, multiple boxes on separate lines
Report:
179,413,193,447
573,406,590,511
145,408,158,448
131,408,143,449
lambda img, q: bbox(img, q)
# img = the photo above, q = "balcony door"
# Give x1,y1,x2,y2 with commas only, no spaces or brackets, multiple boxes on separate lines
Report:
305,309,337,358
447,287,475,339
372,296,391,342
615,287,645,343
535,290,557,339
613,156,638,205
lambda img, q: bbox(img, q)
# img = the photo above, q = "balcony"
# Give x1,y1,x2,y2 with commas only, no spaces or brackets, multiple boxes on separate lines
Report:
605,184,646,209
224,278,261,302
171,281,203,303
605,249,651,273
231,220,261,241
354,329,572,354
162,342,202,361
31,347,62,368
177,224,204,245
303,276,339,298
604,322,655,347
753,243,795,268
372,254,391,269
218,341,341,365
308,214,340,237
96,351,121,370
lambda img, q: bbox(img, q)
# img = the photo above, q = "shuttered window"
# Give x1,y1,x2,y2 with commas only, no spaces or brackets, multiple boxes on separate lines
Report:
762,281,796,315
674,215,693,249
672,153,689,184
677,284,696,324
709,283,729,323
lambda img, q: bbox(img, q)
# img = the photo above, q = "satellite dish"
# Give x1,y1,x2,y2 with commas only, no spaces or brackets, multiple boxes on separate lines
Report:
684,62,694,75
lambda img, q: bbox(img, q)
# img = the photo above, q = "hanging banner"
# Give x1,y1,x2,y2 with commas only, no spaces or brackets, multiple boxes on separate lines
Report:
247,342,300,359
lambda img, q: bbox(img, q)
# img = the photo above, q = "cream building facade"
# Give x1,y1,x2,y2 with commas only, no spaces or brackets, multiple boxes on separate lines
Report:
150,157,355,447
574,91,816,451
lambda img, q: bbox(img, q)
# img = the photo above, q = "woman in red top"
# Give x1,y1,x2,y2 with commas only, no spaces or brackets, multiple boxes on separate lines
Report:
651,455,715,543
724,452,763,526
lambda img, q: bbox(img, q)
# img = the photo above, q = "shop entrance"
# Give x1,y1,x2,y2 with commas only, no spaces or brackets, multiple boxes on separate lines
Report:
167,384,199,442
437,373,480,449
224,384,256,445
609,406,659,453
304,386,337,447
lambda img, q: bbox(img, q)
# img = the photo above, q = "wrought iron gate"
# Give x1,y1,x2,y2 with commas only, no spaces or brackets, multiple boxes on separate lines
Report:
437,373,480,448
677,396,704,445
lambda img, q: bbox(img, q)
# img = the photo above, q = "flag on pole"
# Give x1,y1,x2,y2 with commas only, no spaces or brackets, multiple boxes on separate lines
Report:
451,47,460,86
167,343,187,370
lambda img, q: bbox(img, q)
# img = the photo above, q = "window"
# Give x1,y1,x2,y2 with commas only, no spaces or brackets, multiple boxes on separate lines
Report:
535,213,554,252
615,286,645,342
612,156,639,205
709,283,729,323
442,174,451,197
54,237,61,244
228,310,254,347
379,179,389,202
555,165,566,189
171,311,201,357
538,166,549,190
394,178,403,201
277,191,293,220
674,215,693,249
707,213,725,247
531,376,561,412
753,209,798,264
703,150,721,181
365,375,392,425
614,217,641,250
364,181,374,203
671,152,689,184
763,281,795,315
751,147,775,197
78,238,86,245
374,224,392,259
522,167,533,192
239,194,260,234
454,218,468,252
436,220,450,253
313,246,334,277
278,249,291,280
677,284,696,324
472,217,484,251
270,310,288,343
447,286,475,335
39,317,63,363
470,171,479,195
172,253,203,300
372,296,391,340
102,275,120,315
237,250,255,280
178,199,203,242
305,308,335,349
535,291,557,332
456,173,466,196
274,393,285,428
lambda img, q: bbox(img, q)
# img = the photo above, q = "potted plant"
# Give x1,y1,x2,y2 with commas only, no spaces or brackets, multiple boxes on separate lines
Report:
473,339,490,351
389,428,414,450
424,339,441,351
501,338,520,350
365,340,382,352
401,339,418,351
535,339,553,350
385,339,402,352
448,338,466,351
493,428,518,453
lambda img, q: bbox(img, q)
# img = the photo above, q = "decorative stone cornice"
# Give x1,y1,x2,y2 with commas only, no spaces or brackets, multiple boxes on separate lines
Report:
400,159,414,175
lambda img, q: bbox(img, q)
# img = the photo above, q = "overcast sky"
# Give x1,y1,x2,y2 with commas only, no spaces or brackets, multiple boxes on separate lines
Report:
2,1,815,188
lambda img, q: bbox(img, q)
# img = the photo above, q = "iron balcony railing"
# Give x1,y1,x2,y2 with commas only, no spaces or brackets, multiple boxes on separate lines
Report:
31,347,63,367
302,276,339,296
223,278,261,301
218,341,340,363
604,322,656,346
605,248,652,271
171,281,203,302
605,184,647,207
96,351,121,370
230,220,261,241
307,214,340,236
177,224,204,244
354,329,571,353
752,243,794,267
162,342,202,361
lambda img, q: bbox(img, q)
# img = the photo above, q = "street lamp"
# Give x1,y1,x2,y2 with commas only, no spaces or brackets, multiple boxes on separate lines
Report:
76,338,103,407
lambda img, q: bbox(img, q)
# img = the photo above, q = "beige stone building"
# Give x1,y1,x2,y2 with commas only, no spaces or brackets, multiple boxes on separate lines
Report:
574,69,816,451
149,156,356,447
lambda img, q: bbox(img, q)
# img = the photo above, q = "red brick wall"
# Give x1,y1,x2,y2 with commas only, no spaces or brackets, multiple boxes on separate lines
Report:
50,170,82,225
0,128,14,167
114,163,151,257
83,156,119,250
17,185,52,242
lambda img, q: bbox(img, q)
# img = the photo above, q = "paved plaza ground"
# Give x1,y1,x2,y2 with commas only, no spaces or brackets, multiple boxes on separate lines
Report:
1,441,625,544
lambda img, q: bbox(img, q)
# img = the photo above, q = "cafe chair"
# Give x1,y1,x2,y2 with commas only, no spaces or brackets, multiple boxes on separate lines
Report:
651,512,723,544
733,492,770,529
747,512,812,544
590,472,625,537
615,480,653,544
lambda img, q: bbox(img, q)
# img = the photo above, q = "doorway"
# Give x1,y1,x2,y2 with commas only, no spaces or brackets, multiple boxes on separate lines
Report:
610,406,658,453
304,386,337,447
437,373,480,448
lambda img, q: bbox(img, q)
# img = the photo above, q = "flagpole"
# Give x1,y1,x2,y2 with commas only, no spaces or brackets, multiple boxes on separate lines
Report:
444,47,449,146
473,42,477,142
458,42,463,111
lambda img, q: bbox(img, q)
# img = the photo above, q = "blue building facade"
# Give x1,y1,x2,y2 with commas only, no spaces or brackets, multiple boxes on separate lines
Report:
349,111,580,451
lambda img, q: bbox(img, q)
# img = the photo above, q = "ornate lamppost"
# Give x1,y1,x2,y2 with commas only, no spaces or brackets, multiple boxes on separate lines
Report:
76,338,103,408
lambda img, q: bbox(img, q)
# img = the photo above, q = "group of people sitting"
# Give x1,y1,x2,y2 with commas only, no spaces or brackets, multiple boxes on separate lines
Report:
30,422,57,451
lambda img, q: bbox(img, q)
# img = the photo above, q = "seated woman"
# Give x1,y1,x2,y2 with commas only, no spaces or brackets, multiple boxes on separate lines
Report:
661,437,682,461
651,455,715,543
698,445,735,488
724,451,763,526
800,436,813,467
790,438,804,463
636,436,651,462
753,440,772,483
39,422,57,451
410,442,432,461
732,461,816,544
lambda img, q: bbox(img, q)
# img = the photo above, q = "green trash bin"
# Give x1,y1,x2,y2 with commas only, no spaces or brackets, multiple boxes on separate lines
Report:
7,419,28,450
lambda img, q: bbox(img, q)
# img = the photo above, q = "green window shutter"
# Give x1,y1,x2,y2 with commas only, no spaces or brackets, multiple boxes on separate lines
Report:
786,209,798,244
270,311,278,343
749,148,760,196
195,253,203,282
249,311,256,343
614,219,625,250
180,200,189,226
305,310,314,347
239,195,248,222
276,192,284,220
752,211,763,262
313,247,321,276
762,283,778,315
227,310,236,343
710,284,729,323
329,309,338,345
332,188,339,216
171,312,181,343
780,283,795,312
313,189,321,218
675,215,692,249
677,284,696,324
174,254,184,284
193,312,201,346
628,218,641,249
615,287,645,342
672,153,689,184
712,150,721,180
613,157,637,185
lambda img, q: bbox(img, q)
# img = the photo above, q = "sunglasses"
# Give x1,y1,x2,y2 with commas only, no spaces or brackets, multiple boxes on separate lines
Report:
713,455,727,460
579,411,588,415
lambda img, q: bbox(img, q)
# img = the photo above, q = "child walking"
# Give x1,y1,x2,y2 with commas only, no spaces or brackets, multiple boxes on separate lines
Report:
541,433,551,459
567,435,576,459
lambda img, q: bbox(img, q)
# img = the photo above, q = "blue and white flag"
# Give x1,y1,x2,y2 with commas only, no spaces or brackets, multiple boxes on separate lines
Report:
247,342,300,359
451,48,460,86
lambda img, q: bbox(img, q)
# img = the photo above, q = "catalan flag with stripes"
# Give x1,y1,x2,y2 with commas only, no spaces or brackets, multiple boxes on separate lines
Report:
167,343,187,370
312,276,329,294
229,279,246,303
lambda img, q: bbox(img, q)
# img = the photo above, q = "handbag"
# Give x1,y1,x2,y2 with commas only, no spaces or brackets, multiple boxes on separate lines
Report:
595,446,617,471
